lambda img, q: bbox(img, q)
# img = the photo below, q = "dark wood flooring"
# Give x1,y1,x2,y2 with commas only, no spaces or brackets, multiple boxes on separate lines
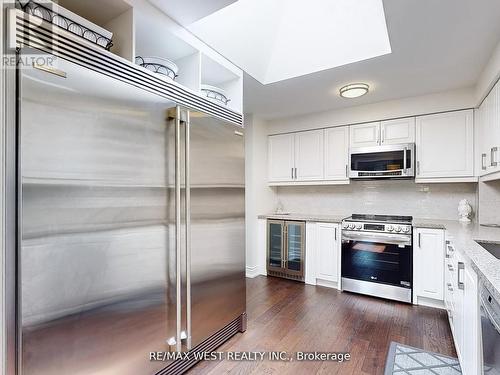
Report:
189,276,456,375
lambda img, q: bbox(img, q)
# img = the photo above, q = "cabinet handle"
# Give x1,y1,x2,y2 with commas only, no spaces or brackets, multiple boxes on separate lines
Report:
457,262,465,290
491,147,498,167
294,167,297,179
403,147,407,174
381,128,385,144
334,227,337,241
482,153,487,170
417,161,420,175
345,164,348,178
418,232,421,247
291,168,294,180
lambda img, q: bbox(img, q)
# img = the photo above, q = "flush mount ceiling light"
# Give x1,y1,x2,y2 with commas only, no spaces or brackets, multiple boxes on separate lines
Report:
339,83,370,98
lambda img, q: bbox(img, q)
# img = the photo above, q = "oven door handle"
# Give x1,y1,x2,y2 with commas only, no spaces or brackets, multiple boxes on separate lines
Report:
342,231,412,246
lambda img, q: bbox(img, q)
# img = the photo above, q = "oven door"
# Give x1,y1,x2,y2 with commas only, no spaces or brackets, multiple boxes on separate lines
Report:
341,231,412,289
349,143,414,178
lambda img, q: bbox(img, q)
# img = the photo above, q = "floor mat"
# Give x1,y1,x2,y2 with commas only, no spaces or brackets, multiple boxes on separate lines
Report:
384,341,462,374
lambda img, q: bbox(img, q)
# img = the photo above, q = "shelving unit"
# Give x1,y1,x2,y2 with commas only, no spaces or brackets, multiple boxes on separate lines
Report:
50,0,243,114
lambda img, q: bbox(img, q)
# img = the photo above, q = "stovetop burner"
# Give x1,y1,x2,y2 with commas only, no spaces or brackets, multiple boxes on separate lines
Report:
345,214,413,224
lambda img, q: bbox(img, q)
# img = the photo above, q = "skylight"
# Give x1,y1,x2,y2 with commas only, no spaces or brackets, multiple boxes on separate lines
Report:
188,0,392,84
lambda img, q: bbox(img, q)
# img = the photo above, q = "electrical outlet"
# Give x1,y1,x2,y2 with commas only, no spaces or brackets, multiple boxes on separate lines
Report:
419,186,429,192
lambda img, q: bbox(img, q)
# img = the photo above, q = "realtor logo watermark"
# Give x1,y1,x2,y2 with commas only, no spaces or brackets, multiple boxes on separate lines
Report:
150,351,352,363
3,53,59,70
2,48,59,69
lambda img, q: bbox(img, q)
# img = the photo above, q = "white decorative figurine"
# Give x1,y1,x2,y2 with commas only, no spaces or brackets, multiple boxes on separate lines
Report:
458,199,472,222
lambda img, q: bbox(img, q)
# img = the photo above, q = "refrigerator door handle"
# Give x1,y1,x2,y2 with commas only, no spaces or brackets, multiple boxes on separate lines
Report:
175,106,182,352
184,110,192,350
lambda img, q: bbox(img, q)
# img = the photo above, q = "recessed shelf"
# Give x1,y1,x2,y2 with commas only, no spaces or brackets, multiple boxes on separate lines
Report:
201,53,243,112
32,0,243,116
58,0,135,61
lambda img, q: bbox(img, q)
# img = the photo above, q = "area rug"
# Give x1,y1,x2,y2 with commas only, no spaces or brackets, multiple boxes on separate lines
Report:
384,341,462,374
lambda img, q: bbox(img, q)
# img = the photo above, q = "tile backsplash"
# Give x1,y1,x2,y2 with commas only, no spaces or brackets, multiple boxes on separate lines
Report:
275,180,477,220
478,179,500,224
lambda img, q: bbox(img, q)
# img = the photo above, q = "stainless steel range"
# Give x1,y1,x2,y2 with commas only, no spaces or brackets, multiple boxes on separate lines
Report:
341,214,413,303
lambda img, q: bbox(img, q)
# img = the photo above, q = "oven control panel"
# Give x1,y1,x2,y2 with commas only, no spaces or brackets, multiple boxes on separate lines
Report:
342,221,412,234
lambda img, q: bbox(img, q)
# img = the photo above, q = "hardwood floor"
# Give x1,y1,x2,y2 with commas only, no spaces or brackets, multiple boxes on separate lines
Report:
189,276,456,375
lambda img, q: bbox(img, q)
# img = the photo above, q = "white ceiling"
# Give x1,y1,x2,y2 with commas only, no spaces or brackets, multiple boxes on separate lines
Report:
187,0,392,84
148,0,237,24
239,0,500,119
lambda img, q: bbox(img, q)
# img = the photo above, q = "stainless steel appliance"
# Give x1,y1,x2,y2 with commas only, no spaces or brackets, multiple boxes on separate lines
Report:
479,281,500,375
17,51,246,374
267,220,305,281
349,143,415,179
341,214,413,303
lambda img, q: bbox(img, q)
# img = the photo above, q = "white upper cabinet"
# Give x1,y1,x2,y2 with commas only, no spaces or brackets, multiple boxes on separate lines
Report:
268,134,295,182
413,228,445,301
415,110,474,181
477,79,500,179
324,127,349,181
380,118,415,145
268,127,349,185
349,122,380,148
350,118,415,148
295,130,324,181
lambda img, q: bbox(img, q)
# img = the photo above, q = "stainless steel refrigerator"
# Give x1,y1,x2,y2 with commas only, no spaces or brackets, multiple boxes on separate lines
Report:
17,53,246,374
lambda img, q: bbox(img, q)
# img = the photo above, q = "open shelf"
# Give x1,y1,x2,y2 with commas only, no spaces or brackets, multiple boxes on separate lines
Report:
34,0,243,116
200,53,243,112
58,0,135,61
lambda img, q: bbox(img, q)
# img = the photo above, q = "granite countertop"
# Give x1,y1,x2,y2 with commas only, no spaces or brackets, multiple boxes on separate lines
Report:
415,219,500,301
257,213,347,223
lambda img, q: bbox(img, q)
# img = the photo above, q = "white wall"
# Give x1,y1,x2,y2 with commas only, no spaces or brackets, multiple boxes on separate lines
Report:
268,87,475,134
245,114,275,277
475,39,500,105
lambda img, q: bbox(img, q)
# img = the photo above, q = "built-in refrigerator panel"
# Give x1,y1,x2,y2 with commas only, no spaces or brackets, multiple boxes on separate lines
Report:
187,111,245,349
19,53,178,375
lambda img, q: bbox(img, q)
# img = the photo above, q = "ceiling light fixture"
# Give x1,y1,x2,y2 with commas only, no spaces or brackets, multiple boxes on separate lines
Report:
339,83,369,98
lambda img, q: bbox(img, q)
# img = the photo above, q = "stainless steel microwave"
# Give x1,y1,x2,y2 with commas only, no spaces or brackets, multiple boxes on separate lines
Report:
349,143,415,179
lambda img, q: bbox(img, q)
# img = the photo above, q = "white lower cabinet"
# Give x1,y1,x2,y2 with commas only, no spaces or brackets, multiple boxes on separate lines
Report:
305,222,341,287
444,238,480,375
413,228,445,302
462,264,479,375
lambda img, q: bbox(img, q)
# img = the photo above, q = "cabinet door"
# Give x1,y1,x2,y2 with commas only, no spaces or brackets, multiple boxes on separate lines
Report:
452,253,465,361
285,221,305,276
267,220,284,271
462,266,479,375
316,223,339,282
349,122,380,148
485,80,500,174
268,134,294,182
415,110,474,178
380,118,415,145
295,130,324,181
414,228,445,300
324,127,349,180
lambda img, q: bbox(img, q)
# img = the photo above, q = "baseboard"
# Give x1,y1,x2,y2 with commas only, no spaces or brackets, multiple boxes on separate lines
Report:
316,279,340,290
245,265,259,278
414,296,445,309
